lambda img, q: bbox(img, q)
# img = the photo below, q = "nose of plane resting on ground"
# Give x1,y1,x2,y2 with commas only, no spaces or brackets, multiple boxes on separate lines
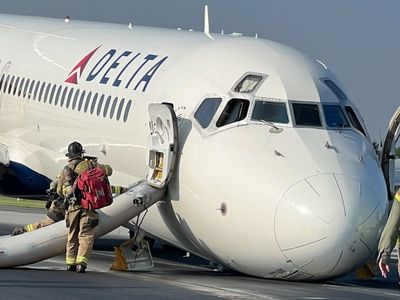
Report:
274,173,387,280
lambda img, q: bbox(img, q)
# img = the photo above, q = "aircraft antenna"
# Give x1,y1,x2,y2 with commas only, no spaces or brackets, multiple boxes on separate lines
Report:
204,5,214,40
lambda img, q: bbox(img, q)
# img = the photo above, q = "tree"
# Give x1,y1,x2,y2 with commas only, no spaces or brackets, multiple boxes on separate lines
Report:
396,147,400,158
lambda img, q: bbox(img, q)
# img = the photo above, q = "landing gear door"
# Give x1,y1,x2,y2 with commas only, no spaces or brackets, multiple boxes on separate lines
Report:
147,103,178,188
381,106,400,200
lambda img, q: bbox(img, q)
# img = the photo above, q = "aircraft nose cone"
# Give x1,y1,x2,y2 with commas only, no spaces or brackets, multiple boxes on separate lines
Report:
274,173,387,280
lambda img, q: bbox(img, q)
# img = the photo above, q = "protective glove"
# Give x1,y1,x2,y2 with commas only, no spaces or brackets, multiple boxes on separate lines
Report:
61,199,69,211
46,188,56,197
45,200,52,210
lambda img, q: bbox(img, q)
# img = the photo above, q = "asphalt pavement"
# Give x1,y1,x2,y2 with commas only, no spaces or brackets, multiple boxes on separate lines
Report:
1,206,400,299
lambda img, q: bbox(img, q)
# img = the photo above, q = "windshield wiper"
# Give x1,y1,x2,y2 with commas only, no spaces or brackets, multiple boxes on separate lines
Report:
257,119,283,133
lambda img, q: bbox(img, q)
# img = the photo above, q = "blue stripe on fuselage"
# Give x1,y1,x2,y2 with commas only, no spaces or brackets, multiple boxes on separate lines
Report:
0,161,51,198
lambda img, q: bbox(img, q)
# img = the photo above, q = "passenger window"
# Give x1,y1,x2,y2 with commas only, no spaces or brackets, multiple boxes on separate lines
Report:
345,106,367,136
234,75,263,93
49,84,57,104
38,82,46,101
18,78,25,97
321,79,348,101
8,76,15,94
110,97,118,119
293,103,322,127
194,98,222,128
23,79,30,98
123,100,133,122
0,74,4,91
72,89,80,110
322,105,349,128
33,81,41,101
28,80,36,100
117,98,125,121
43,83,51,103
78,90,86,111
96,94,105,116
90,93,98,114
54,85,62,105
60,87,68,107
84,92,92,113
66,88,74,108
252,101,289,124
3,75,10,94
216,98,249,127
103,96,111,117
13,77,20,95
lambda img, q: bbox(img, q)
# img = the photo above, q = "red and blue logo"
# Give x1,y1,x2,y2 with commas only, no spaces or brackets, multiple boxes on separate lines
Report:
65,46,101,84
65,46,168,92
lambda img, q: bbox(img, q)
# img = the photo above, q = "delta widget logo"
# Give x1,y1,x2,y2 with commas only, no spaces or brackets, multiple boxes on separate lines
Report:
65,46,101,84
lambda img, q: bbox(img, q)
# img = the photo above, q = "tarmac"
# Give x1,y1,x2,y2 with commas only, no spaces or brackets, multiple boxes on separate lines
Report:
1,206,400,299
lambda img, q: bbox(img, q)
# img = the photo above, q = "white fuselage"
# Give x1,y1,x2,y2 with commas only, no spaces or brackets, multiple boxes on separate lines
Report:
0,14,388,280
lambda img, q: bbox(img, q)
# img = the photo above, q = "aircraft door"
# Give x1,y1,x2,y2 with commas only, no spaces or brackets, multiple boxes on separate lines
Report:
381,106,400,199
147,103,178,188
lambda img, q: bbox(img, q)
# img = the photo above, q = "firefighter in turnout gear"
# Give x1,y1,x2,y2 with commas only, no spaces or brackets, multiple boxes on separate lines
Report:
62,141,113,273
11,180,67,236
378,188,400,279
11,181,125,236
11,180,125,235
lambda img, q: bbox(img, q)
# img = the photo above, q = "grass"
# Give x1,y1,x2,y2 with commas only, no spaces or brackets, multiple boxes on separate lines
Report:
0,196,46,209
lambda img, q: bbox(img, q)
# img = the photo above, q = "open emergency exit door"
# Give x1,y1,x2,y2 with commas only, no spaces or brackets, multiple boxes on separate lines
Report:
147,103,178,188
110,103,179,272
381,106,400,200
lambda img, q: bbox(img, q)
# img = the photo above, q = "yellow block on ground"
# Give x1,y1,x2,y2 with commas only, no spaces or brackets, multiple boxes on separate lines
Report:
110,245,128,271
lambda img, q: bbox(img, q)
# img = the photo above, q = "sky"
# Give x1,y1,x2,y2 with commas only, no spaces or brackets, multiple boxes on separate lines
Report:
0,0,399,143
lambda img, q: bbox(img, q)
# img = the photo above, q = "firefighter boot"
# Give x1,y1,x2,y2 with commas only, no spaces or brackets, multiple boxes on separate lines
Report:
76,264,86,273
11,226,26,236
67,265,77,272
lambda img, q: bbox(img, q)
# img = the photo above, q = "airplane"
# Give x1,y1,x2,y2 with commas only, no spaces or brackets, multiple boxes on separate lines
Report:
0,8,399,281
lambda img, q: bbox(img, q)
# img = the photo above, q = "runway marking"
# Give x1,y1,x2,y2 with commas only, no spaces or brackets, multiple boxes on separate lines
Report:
28,252,400,299
384,293,400,297
41,255,278,299
172,282,279,300
92,252,280,299
324,282,400,298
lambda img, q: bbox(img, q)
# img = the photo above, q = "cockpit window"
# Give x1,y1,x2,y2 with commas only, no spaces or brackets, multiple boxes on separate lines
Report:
322,105,350,128
321,79,348,101
234,75,263,93
292,103,322,127
194,98,222,129
345,106,367,136
216,98,249,127
251,101,289,124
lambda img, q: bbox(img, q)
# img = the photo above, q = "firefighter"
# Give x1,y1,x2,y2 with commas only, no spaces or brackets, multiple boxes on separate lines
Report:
11,180,66,236
62,141,113,273
378,188,400,279
11,183,125,236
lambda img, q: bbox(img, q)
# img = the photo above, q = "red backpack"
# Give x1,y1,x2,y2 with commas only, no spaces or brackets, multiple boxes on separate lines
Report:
75,165,113,210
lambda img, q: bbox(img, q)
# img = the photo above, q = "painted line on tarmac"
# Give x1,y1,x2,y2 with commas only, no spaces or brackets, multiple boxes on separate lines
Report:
324,282,400,298
92,251,280,300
